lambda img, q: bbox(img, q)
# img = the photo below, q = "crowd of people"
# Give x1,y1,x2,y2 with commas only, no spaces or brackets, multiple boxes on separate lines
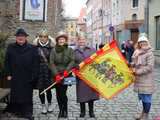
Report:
3,28,155,120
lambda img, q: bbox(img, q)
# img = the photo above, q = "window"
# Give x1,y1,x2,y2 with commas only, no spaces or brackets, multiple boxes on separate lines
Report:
22,0,47,21
117,0,119,4
132,14,137,20
117,0,119,7
132,0,138,8
156,16,160,49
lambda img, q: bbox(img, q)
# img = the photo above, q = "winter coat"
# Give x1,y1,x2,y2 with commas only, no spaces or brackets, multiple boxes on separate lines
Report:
121,43,126,57
36,39,53,89
49,44,75,79
33,36,55,47
5,43,39,103
74,46,99,103
125,45,134,63
131,48,155,94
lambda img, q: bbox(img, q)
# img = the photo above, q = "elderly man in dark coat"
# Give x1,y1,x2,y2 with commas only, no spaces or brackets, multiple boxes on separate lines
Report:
4,28,39,120
74,32,99,118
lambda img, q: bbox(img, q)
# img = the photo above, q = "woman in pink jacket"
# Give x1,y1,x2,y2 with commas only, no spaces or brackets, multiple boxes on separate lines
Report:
131,33,155,120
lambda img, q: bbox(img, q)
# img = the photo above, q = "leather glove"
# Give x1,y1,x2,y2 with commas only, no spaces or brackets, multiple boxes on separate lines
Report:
84,58,93,64
63,70,69,78
71,68,79,75
96,49,104,55
55,74,63,83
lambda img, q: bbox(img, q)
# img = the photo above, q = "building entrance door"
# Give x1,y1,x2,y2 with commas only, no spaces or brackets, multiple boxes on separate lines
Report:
131,29,139,44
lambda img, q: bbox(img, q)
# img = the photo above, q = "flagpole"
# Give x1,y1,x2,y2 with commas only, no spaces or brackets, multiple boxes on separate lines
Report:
40,70,74,95
40,82,57,95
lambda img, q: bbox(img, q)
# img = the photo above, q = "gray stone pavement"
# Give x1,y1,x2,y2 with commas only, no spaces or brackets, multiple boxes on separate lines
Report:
0,66,160,120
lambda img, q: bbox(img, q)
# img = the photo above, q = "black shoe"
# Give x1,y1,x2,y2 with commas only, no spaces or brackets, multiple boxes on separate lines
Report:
20,113,34,120
89,111,95,118
88,101,95,118
27,116,34,120
23,116,34,120
62,111,68,118
80,102,85,118
80,112,85,117
58,111,62,118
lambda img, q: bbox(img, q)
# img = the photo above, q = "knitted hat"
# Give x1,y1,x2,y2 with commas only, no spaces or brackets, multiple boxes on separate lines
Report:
138,33,148,42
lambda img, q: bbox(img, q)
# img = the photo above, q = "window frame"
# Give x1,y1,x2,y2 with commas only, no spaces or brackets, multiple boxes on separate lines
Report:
156,16,160,50
132,0,139,8
22,0,47,22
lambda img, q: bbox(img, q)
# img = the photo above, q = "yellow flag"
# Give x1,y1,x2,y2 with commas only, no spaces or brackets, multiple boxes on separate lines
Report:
76,40,135,99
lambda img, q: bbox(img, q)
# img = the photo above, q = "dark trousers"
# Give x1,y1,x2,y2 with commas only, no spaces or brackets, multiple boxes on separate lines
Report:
39,89,52,104
55,84,68,112
80,100,94,113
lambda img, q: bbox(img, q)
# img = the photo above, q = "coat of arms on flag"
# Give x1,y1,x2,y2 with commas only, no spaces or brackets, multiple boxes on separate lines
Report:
75,40,135,99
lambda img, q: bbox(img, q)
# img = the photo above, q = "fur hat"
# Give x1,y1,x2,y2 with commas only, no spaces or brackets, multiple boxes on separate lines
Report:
33,36,55,47
38,29,49,36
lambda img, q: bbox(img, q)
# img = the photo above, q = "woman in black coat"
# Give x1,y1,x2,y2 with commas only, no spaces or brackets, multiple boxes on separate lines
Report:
4,28,39,120
33,29,54,114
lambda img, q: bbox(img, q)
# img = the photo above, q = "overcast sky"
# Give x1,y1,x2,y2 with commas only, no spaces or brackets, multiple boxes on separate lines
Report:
63,0,87,17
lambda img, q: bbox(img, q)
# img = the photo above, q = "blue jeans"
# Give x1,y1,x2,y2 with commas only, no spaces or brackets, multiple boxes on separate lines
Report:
138,94,152,103
138,94,152,113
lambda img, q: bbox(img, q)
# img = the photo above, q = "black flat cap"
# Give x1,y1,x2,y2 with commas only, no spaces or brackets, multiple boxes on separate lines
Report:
15,28,29,36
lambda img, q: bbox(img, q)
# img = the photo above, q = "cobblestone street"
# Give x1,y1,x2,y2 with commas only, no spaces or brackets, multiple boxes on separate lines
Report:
0,66,160,120
0,0,160,119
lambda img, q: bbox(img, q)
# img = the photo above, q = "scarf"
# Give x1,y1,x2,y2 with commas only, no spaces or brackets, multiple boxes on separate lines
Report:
55,44,68,53
132,47,151,65
38,39,49,47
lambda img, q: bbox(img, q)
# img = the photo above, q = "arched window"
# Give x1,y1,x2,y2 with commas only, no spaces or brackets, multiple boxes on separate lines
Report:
132,14,137,20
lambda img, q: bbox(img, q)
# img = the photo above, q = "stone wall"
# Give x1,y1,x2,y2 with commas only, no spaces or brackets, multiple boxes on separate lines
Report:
0,0,63,42
149,0,160,65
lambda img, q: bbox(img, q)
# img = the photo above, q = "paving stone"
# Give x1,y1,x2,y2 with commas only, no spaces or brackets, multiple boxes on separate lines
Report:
1,66,160,119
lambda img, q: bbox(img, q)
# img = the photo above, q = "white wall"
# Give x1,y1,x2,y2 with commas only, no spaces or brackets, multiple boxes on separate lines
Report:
149,0,160,50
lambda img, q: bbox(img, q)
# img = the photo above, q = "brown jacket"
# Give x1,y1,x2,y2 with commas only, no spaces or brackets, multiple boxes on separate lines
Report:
131,48,155,94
